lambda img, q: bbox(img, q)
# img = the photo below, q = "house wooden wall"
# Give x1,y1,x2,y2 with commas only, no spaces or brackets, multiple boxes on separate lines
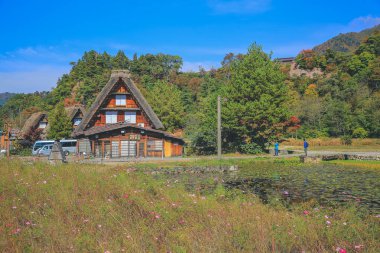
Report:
92,83,151,128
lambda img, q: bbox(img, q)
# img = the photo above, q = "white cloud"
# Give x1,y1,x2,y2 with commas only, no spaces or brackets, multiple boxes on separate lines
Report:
208,0,271,14
345,15,380,32
0,65,70,93
0,46,77,93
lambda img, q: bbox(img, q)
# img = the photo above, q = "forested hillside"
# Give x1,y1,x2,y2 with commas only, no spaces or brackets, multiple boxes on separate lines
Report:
313,24,380,53
1,26,379,154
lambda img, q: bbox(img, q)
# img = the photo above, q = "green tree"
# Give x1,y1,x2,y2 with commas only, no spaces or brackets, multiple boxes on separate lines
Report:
222,44,290,151
146,81,186,132
47,102,72,140
187,76,225,154
112,50,130,69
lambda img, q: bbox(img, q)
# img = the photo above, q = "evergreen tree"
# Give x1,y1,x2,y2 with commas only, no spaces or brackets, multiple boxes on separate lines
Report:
223,44,290,152
47,102,72,140
146,81,185,132
112,50,130,69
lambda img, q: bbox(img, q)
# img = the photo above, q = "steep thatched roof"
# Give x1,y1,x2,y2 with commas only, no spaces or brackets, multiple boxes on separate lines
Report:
65,105,86,121
75,70,163,134
21,112,47,136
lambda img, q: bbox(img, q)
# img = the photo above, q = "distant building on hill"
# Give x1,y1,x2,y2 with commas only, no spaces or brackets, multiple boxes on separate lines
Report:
276,57,296,64
72,70,184,158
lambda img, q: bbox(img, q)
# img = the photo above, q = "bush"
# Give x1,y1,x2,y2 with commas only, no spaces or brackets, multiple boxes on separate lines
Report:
239,142,263,154
340,135,352,145
10,148,32,156
301,129,328,139
352,127,368,138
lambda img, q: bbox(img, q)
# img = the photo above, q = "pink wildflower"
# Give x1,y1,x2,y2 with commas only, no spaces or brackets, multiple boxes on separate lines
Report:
155,214,160,219
354,245,364,250
12,206,17,209
25,221,31,226
326,220,331,225
123,194,129,199
12,228,21,235
303,210,310,215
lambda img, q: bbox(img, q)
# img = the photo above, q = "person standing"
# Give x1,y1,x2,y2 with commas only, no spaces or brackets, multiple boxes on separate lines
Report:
303,139,309,156
274,141,279,156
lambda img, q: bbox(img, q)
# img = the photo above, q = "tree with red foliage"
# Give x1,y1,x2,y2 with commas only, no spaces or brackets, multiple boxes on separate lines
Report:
286,116,301,138
23,127,43,146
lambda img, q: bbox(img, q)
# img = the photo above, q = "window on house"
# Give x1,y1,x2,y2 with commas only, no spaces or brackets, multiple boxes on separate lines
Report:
106,111,118,124
38,122,47,129
73,118,82,126
125,112,136,123
115,95,126,106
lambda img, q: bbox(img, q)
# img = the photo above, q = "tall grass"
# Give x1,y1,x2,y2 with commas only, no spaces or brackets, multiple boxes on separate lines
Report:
283,138,380,147
0,159,378,252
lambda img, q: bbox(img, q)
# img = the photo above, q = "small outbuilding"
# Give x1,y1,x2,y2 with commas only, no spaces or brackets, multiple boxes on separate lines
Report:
20,112,49,139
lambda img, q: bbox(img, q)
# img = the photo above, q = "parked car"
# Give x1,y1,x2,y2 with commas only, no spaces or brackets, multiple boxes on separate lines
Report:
0,149,6,154
37,144,53,156
32,140,77,156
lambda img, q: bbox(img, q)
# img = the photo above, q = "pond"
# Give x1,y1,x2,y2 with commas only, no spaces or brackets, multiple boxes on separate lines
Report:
152,160,380,212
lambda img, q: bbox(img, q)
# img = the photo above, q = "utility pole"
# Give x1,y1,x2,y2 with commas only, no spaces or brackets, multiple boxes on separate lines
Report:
6,126,11,159
217,95,222,160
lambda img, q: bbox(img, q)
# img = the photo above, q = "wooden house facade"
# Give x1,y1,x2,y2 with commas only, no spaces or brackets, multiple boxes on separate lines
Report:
73,70,184,158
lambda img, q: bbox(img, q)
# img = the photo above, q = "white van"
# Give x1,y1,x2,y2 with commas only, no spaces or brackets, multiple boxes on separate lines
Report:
32,141,54,155
60,140,77,155
32,140,77,156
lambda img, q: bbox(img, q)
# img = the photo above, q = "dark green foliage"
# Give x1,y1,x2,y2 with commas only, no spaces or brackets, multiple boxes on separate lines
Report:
47,102,72,140
186,76,225,155
222,44,290,149
145,81,186,132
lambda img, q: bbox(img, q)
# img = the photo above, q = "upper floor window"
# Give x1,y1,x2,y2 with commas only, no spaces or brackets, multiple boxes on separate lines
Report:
73,118,82,126
115,95,126,106
38,122,47,129
106,111,118,124
125,112,136,123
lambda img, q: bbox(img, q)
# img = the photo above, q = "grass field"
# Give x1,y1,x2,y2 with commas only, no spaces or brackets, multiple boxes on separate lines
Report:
0,159,379,252
282,138,380,152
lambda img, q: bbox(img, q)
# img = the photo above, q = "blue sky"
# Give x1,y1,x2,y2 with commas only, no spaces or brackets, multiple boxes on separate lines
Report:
0,0,379,93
